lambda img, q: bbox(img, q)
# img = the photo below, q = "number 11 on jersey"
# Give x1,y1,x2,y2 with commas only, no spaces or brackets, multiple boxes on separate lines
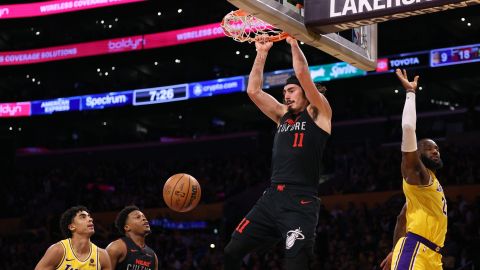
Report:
293,132,304,148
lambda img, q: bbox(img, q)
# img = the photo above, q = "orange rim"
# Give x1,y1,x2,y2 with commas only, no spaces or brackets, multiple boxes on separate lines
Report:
221,9,289,43
232,9,249,17
269,32,289,42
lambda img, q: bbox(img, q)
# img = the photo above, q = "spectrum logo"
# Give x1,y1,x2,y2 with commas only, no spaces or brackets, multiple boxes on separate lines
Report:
0,102,31,117
108,38,144,51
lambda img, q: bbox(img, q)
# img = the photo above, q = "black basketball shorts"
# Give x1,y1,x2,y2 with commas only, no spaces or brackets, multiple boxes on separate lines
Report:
231,184,320,257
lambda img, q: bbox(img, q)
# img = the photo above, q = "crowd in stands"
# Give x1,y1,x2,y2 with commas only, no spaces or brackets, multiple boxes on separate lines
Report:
3,140,478,219
321,141,480,195
1,137,479,269
2,152,270,220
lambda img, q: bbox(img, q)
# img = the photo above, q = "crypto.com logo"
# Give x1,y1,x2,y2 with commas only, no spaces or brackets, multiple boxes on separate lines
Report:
108,38,144,51
0,8,9,17
0,103,31,117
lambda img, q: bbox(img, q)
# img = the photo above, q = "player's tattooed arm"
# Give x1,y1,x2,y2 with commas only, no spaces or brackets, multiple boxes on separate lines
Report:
247,35,286,124
287,37,332,134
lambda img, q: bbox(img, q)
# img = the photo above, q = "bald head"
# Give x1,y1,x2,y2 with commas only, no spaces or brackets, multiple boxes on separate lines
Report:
418,138,443,171
418,138,435,148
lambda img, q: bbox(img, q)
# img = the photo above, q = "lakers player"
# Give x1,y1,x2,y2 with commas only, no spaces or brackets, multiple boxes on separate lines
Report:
35,206,112,270
380,69,447,270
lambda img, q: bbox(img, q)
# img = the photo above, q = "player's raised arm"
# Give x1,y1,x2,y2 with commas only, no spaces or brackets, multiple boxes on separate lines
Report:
397,69,430,185
247,35,286,124
287,37,332,134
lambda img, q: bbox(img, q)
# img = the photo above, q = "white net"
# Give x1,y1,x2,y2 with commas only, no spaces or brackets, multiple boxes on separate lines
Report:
221,10,286,43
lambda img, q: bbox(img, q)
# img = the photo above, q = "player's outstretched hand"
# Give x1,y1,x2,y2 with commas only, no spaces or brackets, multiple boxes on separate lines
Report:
255,34,273,53
395,68,419,92
286,36,298,46
380,251,393,270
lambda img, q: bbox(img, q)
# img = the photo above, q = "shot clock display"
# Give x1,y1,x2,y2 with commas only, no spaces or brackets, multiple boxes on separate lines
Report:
431,43,480,67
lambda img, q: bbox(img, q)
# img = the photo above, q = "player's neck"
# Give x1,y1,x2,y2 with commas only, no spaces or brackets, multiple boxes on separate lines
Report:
127,233,146,248
290,107,306,115
70,235,91,254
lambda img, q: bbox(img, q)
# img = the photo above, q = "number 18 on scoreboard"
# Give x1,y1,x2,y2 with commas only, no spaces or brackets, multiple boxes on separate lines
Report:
431,43,480,67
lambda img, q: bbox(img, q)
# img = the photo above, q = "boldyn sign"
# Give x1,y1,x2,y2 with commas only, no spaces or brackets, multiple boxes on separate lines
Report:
305,0,480,33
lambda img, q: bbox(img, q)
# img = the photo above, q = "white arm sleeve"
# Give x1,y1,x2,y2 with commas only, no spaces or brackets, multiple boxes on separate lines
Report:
401,92,417,152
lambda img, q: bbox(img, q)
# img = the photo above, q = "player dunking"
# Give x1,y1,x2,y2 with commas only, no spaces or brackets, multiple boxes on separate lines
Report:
224,36,331,269
35,205,112,270
106,205,158,270
380,69,447,270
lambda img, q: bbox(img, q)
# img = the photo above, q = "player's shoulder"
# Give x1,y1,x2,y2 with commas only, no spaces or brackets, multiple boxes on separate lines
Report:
145,244,157,255
106,238,127,252
306,104,331,134
49,241,66,255
98,247,109,256
41,241,66,265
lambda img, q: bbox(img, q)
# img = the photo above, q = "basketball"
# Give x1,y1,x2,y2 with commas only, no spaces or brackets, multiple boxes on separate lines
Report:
163,173,201,212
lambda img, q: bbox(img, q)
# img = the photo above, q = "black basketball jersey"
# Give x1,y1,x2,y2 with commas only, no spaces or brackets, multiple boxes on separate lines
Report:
116,236,156,270
271,109,329,187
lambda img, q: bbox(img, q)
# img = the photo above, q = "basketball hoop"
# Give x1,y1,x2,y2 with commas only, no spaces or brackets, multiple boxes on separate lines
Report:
221,10,289,43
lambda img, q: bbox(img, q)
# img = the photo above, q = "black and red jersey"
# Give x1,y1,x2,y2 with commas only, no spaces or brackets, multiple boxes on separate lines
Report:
115,237,156,270
270,109,329,188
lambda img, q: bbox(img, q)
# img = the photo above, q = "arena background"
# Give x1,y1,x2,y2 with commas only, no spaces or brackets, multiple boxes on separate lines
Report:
0,1,479,269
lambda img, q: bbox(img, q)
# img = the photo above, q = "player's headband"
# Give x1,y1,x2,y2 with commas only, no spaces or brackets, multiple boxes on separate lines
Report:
285,75,301,87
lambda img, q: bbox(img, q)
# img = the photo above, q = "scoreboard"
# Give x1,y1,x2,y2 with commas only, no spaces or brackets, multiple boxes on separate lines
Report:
431,43,480,67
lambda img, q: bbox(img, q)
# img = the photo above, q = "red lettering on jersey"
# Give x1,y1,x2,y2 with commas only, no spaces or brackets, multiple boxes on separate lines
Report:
235,218,250,234
135,259,151,267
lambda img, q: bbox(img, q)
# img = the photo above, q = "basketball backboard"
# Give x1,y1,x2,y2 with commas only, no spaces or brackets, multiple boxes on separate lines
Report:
227,0,378,71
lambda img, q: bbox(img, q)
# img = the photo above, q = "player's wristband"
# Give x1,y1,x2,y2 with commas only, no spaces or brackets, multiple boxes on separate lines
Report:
405,89,415,94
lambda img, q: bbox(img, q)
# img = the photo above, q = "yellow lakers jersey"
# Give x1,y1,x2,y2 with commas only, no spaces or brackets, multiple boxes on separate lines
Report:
56,238,99,270
403,170,448,247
